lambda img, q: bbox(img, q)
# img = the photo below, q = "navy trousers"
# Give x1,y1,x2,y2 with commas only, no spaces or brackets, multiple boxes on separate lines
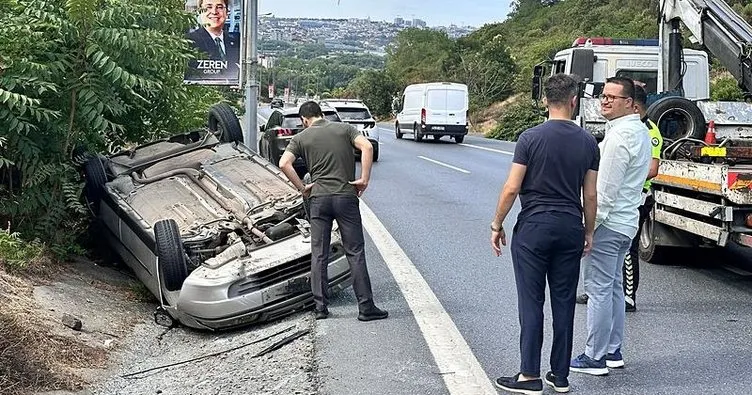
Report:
510,212,584,378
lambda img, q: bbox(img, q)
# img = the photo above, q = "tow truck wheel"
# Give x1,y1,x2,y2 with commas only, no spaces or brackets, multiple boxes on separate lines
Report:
647,97,706,141
638,205,669,264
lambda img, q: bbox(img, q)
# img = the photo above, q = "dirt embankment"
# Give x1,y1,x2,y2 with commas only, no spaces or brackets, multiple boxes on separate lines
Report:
1,258,318,395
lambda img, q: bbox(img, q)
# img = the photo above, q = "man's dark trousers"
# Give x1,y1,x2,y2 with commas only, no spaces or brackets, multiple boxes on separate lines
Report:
309,194,374,310
510,212,584,379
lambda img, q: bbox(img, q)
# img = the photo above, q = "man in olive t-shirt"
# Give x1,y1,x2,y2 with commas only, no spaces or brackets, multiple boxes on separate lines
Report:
278,101,388,322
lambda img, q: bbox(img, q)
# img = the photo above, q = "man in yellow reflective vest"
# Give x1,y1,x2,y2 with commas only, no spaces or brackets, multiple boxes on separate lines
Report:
577,84,662,312
624,84,662,311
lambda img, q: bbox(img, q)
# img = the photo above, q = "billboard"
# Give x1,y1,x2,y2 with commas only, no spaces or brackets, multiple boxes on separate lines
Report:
184,0,243,86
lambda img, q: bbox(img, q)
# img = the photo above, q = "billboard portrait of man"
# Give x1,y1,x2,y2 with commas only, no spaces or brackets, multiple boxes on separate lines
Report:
184,0,242,86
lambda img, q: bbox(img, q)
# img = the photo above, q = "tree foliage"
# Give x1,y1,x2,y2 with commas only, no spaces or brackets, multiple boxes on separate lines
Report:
0,0,224,250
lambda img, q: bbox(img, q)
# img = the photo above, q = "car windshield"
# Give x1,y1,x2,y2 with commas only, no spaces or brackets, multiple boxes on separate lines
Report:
281,112,340,128
335,107,371,120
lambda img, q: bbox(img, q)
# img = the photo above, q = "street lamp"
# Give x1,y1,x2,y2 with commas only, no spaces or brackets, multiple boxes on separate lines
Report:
242,2,272,150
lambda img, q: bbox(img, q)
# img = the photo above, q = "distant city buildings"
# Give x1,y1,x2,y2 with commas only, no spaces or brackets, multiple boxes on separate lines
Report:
258,15,476,55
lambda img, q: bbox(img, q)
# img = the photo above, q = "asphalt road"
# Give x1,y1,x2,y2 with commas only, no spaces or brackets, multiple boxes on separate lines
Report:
308,124,752,394
254,111,752,394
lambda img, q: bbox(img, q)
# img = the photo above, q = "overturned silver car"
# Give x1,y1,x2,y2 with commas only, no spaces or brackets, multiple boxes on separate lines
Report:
80,104,352,330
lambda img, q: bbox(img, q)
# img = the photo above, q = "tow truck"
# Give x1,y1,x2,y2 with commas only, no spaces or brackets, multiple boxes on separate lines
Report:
532,0,752,263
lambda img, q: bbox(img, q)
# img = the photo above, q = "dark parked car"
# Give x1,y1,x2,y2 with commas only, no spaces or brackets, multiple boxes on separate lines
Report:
258,106,342,178
320,99,380,162
270,98,285,109
78,103,352,330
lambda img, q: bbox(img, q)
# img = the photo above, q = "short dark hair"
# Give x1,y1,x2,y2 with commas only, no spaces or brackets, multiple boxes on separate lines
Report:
299,101,323,119
606,76,636,100
544,74,579,106
198,0,228,8
633,84,648,108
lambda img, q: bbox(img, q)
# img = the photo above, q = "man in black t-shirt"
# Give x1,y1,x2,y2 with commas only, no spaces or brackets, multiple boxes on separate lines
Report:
490,74,599,394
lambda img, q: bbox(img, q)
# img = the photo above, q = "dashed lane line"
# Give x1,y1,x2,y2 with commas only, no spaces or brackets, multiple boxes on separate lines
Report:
459,143,513,155
417,156,471,174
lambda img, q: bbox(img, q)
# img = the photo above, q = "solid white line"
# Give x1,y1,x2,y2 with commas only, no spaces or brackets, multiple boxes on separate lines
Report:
360,202,496,395
417,156,470,174
459,143,513,155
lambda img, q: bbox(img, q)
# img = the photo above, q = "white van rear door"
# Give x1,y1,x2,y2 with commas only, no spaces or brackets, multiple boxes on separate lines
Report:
445,89,467,126
425,89,448,125
425,88,467,126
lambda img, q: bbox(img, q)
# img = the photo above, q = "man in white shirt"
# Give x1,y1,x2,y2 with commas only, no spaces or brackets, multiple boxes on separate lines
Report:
570,77,651,376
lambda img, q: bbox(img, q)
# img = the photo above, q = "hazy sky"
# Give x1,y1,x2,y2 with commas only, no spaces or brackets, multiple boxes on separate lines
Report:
258,0,514,27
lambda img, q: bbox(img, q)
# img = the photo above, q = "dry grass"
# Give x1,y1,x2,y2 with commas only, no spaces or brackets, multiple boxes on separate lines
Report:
470,94,525,134
0,269,108,395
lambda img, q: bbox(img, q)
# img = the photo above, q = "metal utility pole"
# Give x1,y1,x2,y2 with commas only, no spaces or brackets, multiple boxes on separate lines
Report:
243,0,258,150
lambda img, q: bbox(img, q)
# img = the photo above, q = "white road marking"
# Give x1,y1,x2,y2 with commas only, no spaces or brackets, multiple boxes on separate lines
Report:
459,143,513,155
417,156,470,174
360,202,497,395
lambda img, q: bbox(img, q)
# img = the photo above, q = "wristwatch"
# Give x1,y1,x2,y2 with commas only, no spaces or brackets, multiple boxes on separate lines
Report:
490,222,503,232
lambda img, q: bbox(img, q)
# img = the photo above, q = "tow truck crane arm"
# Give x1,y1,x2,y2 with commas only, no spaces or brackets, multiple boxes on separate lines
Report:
659,0,752,96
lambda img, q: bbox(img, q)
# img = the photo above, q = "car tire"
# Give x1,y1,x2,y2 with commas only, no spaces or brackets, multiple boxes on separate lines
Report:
208,103,244,144
454,135,465,144
395,122,403,139
647,97,706,141
413,124,423,142
83,156,107,215
154,219,189,292
373,144,379,162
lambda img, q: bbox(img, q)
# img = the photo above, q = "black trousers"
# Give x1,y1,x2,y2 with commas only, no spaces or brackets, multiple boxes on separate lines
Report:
623,194,655,303
309,194,374,311
510,212,584,378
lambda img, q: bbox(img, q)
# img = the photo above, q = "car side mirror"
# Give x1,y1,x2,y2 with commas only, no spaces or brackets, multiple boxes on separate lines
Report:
259,124,266,133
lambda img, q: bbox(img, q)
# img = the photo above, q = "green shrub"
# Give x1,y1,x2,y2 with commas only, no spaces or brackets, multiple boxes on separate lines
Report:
710,76,745,101
0,227,45,271
486,100,545,141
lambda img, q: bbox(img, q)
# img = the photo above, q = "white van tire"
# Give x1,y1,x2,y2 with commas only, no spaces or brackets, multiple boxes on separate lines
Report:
395,122,403,139
413,124,423,142
454,135,465,144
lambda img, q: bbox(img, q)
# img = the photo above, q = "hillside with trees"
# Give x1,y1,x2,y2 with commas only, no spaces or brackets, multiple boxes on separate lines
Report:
346,0,752,139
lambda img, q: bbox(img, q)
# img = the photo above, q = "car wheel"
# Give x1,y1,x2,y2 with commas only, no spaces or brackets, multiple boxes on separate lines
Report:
154,219,189,292
395,122,403,139
638,204,669,264
83,156,107,216
413,124,423,142
208,103,244,144
373,144,379,162
454,135,465,144
433,135,441,141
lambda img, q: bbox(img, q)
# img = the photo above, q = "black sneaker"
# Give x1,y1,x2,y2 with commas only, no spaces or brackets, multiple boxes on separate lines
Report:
544,371,570,393
314,307,329,320
357,305,388,321
494,373,543,395
576,294,589,304
625,296,636,312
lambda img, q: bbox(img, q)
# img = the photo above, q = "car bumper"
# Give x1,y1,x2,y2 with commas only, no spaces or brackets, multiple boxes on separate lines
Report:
171,232,351,331
421,124,468,136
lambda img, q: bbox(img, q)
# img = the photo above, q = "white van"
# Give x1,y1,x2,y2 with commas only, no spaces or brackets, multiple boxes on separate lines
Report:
395,82,469,143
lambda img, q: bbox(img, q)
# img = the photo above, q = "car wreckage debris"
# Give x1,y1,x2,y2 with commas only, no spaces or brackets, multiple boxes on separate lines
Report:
121,325,307,379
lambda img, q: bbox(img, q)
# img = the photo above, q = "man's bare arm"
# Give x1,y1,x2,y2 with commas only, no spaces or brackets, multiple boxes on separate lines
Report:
492,163,527,229
647,158,659,180
279,151,306,192
582,169,598,235
352,135,373,181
